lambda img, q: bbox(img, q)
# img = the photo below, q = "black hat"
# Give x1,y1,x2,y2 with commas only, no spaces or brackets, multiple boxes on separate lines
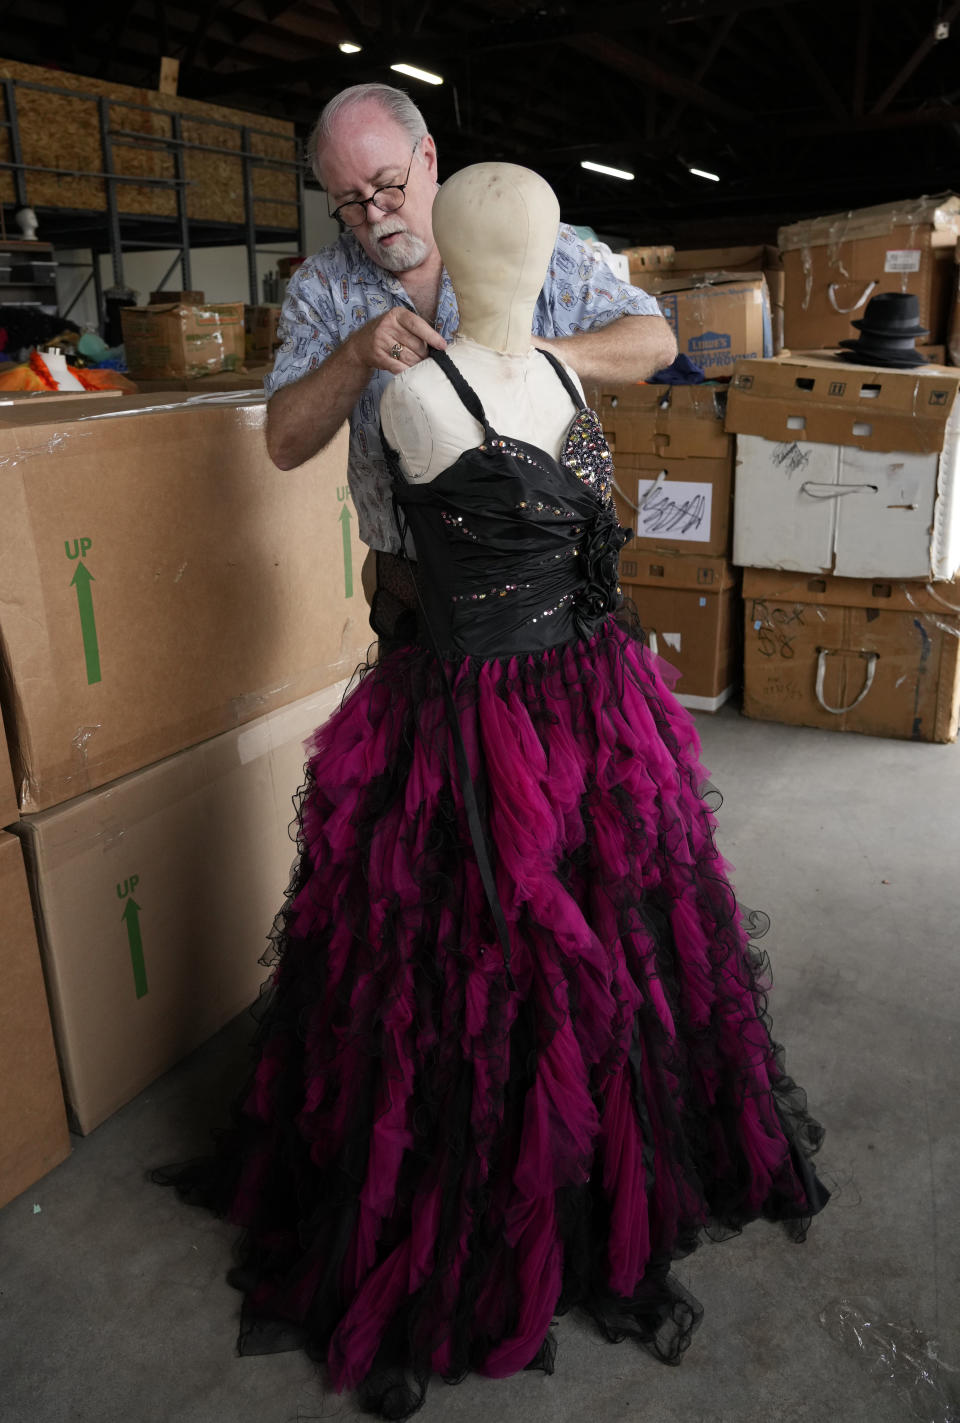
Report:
837,290,929,368
851,291,929,339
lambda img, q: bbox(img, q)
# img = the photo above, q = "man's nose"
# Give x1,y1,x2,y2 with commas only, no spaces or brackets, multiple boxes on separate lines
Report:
365,196,393,221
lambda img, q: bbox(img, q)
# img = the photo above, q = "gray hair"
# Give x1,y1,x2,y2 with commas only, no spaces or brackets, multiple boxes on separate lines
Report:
308,83,429,186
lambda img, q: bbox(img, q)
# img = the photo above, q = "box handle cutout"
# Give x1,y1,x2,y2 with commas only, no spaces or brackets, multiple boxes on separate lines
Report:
852,421,872,436
870,583,893,598
859,383,882,399
828,279,877,314
800,481,878,500
786,415,806,430
807,578,827,593
794,378,815,390
815,649,878,714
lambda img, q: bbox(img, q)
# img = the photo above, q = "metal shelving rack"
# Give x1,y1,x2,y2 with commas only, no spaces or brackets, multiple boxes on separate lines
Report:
0,75,305,327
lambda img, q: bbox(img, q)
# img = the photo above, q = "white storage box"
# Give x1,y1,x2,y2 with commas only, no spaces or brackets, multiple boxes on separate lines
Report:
726,356,960,580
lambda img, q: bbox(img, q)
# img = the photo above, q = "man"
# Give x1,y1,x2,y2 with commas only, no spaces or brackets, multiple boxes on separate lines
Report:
265,82,676,617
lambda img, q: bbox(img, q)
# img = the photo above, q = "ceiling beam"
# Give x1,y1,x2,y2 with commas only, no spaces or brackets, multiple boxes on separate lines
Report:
870,0,960,114
775,6,848,123
659,11,738,137
570,35,753,121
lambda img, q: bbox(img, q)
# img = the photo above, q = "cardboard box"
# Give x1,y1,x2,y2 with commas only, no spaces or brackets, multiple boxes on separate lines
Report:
644,273,772,371
0,831,71,1205
590,383,734,557
742,568,960,742
126,367,272,394
673,246,785,351
778,194,960,351
726,355,960,580
121,301,246,380
1,710,19,827
0,398,370,812
14,680,350,1135
620,553,740,712
622,245,675,282
245,305,282,363
148,290,205,305
949,245,960,367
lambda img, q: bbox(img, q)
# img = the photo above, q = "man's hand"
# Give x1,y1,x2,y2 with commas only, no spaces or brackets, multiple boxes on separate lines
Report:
349,308,447,375
267,310,447,471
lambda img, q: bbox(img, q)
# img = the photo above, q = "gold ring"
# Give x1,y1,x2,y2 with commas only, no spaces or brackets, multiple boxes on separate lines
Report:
390,342,404,359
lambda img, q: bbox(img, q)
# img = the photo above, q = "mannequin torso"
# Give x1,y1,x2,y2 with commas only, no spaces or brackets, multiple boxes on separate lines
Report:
380,162,585,484
380,333,585,482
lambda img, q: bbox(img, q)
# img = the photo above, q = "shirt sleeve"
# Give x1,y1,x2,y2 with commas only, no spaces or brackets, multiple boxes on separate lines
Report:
535,224,662,339
263,258,341,399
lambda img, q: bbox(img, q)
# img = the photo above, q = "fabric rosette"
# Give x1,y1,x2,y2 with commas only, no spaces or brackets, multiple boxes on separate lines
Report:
573,510,632,638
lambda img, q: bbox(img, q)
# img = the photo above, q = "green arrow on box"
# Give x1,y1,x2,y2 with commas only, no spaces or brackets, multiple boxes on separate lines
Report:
70,560,101,685
121,897,148,999
339,503,354,598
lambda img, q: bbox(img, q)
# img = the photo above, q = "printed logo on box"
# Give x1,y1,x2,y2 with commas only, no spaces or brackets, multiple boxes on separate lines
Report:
828,381,847,396
929,390,949,406
689,330,731,353
737,373,754,390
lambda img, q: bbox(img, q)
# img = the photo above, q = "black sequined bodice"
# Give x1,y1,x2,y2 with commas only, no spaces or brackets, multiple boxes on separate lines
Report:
386,349,630,659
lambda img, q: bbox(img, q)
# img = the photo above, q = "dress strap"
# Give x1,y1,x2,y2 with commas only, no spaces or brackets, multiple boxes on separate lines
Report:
538,347,586,410
428,349,497,439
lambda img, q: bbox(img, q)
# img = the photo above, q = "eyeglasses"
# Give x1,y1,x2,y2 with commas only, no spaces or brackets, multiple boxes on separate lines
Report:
329,139,422,228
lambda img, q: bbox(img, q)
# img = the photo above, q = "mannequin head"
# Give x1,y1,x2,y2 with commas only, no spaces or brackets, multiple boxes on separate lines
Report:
432,163,560,353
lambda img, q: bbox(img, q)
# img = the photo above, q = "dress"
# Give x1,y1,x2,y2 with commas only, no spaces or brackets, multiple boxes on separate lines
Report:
154,349,829,1420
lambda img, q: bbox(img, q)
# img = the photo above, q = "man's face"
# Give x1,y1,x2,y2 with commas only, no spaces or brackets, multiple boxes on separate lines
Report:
319,106,439,274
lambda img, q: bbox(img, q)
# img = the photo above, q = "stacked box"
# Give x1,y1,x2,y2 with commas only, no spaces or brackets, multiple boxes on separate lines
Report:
245,304,283,364
726,354,960,739
121,302,246,380
778,194,960,351
15,682,349,1134
0,831,71,1204
0,393,373,1138
589,382,740,711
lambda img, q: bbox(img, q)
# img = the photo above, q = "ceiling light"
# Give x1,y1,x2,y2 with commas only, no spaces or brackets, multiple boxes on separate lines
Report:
580,160,635,181
339,42,361,54
688,166,720,182
390,62,443,85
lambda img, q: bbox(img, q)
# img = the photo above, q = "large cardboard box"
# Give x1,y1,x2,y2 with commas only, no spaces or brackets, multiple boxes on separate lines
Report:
121,301,246,380
590,384,733,557
726,355,960,580
0,397,370,812
778,194,960,351
644,273,772,372
620,552,740,712
742,568,960,742
126,367,272,395
14,680,350,1135
0,831,71,1206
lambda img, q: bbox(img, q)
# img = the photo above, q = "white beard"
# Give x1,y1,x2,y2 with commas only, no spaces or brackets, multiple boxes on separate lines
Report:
369,218,430,272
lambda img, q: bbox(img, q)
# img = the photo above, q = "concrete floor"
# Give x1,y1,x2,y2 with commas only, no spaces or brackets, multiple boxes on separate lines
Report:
2,704,958,1423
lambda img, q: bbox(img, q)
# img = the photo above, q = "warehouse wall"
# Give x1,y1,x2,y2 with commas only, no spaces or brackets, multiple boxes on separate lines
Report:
55,189,340,333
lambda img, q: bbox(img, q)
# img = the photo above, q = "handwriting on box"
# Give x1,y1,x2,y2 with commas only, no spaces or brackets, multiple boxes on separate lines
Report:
635,479,713,541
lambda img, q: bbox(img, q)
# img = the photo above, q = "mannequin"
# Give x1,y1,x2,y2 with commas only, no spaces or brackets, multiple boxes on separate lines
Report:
380,163,585,482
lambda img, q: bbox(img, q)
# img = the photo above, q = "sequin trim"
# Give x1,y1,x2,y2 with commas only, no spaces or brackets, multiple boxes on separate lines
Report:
440,510,480,541
452,582,530,603
562,408,615,504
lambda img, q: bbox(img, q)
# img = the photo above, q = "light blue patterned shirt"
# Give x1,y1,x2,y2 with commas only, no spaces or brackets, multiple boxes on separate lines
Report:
265,224,661,553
